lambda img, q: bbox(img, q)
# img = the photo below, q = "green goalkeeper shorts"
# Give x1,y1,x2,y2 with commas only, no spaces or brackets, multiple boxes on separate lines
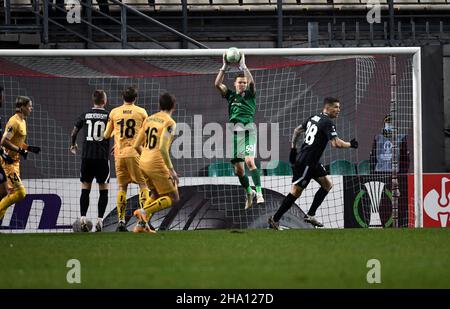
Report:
231,130,257,164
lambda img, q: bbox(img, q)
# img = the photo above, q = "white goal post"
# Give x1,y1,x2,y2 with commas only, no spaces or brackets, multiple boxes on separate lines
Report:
0,47,422,229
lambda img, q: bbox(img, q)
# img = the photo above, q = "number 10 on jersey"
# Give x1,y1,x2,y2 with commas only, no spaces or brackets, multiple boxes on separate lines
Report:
86,120,106,141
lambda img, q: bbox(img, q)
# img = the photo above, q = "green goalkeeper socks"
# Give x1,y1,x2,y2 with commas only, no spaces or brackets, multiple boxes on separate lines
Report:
238,170,262,194
238,175,252,193
250,169,262,193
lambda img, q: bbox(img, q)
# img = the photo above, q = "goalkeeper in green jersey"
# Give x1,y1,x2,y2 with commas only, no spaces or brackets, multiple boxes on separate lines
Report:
214,51,264,209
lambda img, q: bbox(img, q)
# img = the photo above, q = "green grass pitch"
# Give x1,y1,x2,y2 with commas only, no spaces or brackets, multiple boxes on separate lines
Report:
1,228,449,288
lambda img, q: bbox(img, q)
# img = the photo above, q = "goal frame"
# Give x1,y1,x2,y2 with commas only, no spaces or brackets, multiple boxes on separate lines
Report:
0,47,423,227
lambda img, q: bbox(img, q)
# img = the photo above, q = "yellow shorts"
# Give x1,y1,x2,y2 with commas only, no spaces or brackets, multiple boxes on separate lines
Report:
115,156,146,186
1,161,23,191
141,162,177,195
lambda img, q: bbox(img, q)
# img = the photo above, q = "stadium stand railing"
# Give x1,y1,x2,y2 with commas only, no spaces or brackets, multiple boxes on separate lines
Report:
1,0,209,48
1,0,449,47
5,0,450,12
110,0,450,12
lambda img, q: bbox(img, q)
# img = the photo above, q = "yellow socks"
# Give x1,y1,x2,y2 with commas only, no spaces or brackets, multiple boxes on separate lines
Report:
143,196,172,219
139,188,150,209
116,190,127,222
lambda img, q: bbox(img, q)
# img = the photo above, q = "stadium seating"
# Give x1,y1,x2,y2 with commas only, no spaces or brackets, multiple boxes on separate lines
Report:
208,161,235,176
264,160,292,176
357,159,371,175
155,0,183,11
187,0,213,11
125,0,151,7
272,0,297,3
7,0,450,12
210,0,247,11
301,0,329,3
243,0,277,11
119,0,450,12
243,0,271,3
329,159,356,175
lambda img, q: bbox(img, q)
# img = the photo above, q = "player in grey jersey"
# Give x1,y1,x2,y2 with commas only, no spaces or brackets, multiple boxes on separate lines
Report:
269,97,358,229
70,90,110,232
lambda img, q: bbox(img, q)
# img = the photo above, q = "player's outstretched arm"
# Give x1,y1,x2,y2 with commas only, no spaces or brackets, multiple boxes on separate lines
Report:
239,52,256,92
159,124,179,185
103,116,114,140
331,137,358,149
70,126,79,154
159,126,174,169
1,135,27,160
289,125,305,164
291,124,304,149
22,144,41,154
0,147,13,164
214,52,229,96
1,122,31,159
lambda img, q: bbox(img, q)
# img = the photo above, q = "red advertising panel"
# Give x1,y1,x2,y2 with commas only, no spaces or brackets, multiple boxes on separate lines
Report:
422,174,450,228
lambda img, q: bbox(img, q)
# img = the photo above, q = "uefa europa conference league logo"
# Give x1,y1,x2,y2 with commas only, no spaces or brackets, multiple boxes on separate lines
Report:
424,177,450,227
353,181,393,228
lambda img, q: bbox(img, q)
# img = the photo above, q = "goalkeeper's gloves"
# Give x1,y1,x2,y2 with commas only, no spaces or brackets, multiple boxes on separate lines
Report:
220,52,229,71
26,145,41,154
0,148,13,164
350,138,359,149
238,52,247,71
289,148,297,165
17,147,28,160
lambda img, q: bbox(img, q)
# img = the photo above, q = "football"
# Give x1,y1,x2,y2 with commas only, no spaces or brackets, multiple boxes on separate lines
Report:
225,47,241,63
72,218,93,232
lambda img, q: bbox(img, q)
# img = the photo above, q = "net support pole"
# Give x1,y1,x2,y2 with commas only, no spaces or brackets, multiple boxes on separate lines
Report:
277,0,283,48
5,0,11,25
86,0,93,49
43,0,49,45
390,55,399,228
182,0,188,49
121,5,127,49
388,0,395,45
413,48,423,228
308,22,319,48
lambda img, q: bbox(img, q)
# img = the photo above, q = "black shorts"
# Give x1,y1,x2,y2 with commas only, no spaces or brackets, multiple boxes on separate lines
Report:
292,160,327,189
0,165,6,184
80,159,110,184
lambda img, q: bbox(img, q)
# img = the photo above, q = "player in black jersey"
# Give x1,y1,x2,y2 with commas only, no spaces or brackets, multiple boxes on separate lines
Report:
269,97,358,229
70,90,110,232
0,86,14,202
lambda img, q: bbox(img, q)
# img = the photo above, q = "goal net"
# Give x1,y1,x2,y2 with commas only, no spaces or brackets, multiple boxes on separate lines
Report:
0,48,421,232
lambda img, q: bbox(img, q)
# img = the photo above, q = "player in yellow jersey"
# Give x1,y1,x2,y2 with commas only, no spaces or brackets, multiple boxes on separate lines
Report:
0,96,41,221
132,93,179,233
104,86,150,232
